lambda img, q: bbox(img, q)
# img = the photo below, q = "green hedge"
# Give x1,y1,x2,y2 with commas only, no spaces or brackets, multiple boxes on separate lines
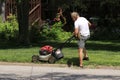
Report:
0,15,18,41
30,22,72,42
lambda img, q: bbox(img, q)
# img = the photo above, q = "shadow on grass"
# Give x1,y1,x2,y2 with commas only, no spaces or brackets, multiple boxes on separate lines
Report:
95,40,120,44
66,57,79,67
32,41,120,52
86,42,120,52
0,40,120,52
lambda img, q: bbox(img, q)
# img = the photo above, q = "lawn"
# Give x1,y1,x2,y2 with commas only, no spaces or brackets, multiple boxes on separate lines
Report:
0,40,120,67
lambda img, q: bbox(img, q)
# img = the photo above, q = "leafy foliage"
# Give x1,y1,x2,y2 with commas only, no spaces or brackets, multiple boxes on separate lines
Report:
30,22,71,42
0,14,18,41
91,0,120,40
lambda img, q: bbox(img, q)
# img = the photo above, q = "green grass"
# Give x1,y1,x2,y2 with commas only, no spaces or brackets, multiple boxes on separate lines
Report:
0,40,120,67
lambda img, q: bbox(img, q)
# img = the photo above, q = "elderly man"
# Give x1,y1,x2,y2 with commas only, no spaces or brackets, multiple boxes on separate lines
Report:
71,12,91,68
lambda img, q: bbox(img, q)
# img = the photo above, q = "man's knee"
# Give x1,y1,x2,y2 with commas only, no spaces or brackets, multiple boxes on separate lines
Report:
79,48,83,53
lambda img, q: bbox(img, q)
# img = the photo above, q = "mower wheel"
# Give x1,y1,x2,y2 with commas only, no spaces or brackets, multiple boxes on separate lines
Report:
32,55,39,63
48,56,56,64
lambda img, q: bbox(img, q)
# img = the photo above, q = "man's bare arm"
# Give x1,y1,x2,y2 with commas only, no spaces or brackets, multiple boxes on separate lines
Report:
74,28,79,37
88,22,92,27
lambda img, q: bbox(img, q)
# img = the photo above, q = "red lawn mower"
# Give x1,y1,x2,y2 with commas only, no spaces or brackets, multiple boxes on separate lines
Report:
32,35,74,64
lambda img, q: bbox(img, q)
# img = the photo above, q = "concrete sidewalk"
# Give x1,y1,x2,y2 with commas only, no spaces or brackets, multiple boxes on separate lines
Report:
0,64,120,80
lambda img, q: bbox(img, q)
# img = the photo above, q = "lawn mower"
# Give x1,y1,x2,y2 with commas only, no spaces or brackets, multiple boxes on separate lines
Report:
32,35,74,64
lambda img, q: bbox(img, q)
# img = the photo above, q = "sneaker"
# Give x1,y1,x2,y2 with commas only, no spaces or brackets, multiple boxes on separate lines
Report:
83,57,89,61
80,66,83,68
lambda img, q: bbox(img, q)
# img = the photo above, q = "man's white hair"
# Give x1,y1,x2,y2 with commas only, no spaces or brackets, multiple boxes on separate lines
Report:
71,12,79,17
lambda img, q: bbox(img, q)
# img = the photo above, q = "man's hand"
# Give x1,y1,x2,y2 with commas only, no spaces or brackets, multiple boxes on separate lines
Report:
73,32,77,37
73,28,81,40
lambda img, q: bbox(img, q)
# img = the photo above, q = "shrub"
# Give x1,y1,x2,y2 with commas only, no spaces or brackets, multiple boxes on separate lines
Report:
0,14,18,41
30,22,72,42
91,0,120,40
91,18,120,40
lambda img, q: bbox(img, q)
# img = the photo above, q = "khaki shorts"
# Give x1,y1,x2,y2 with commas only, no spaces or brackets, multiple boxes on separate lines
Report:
78,35,90,48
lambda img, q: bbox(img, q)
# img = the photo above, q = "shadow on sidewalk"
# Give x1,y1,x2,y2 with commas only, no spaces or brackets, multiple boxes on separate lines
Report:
0,72,120,80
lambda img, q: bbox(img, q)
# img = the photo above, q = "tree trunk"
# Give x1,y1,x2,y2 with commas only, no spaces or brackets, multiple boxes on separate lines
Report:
0,1,5,22
16,0,30,45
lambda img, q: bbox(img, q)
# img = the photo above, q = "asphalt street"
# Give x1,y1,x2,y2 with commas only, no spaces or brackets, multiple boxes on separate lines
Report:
0,64,120,80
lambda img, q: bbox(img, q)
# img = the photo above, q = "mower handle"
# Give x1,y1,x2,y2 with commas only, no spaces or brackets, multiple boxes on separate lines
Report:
55,35,75,50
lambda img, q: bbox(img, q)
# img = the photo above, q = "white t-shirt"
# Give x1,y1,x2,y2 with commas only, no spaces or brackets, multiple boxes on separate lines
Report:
74,17,90,36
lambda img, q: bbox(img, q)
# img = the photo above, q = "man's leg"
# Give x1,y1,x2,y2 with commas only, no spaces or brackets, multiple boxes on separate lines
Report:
83,48,89,60
83,48,88,58
78,48,83,67
78,36,87,67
